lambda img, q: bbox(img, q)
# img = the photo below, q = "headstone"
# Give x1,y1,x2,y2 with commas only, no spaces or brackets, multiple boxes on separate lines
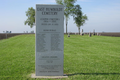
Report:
68,33,70,37
6,31,9,33
31,30,34,33
35,4,64,76
89,32,91,37
97,33,99,36
81,29,84,36
93,29,95,35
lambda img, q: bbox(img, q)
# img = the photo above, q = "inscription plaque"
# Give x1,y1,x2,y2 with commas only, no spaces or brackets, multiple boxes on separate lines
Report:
35,4,64,76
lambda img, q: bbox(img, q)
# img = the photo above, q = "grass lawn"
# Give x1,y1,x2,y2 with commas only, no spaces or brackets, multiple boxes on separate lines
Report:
0,34,120,80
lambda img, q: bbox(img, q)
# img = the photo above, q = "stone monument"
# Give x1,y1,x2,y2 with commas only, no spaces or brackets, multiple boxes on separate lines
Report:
68,33,70,37
35,4,64,76
97,33,99,36
81,29,84,36
93,29,95,36
89,32,91,37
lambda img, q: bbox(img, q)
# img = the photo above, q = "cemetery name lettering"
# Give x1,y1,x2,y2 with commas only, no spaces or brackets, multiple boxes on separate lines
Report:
37,7,63,15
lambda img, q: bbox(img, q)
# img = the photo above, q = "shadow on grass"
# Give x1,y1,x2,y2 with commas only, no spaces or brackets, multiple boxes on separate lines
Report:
67,73,120,76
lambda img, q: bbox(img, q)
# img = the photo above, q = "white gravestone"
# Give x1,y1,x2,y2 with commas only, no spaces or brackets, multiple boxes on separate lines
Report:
68,33,70,37
81,29,83,35
35,4,64,76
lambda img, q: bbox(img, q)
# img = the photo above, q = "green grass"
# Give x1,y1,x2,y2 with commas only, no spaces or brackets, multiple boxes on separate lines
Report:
0,34,120,80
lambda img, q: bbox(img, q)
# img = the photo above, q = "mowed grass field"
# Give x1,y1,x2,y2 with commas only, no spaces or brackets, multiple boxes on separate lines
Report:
0,34,120,80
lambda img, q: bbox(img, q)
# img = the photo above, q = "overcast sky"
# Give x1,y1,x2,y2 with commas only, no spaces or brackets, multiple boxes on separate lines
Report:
0,0,120,33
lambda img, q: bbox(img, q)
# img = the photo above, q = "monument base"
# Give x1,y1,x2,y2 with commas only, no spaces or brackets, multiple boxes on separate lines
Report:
31,74,68,79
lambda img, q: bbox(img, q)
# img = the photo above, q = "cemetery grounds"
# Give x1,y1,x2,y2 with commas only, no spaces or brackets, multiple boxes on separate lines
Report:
0,34,120,80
